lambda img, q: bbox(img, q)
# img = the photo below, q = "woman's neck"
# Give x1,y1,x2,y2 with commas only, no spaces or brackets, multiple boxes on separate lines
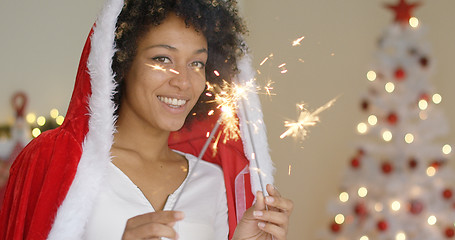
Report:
113,107,172,163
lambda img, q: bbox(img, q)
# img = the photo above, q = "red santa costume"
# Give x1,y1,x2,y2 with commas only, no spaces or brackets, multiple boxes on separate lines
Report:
0,0,274,239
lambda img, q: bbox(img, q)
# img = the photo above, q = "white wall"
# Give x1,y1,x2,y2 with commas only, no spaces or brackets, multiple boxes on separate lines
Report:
1,0,454,239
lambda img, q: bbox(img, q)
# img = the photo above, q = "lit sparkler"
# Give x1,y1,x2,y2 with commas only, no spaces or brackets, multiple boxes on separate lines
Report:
207,80,258,144
280,98,337,140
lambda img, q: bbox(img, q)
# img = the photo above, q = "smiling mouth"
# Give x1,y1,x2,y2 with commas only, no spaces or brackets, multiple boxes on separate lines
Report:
158,96,188,108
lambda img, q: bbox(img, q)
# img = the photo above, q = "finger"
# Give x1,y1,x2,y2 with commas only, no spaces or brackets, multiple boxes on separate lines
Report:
254,191,266,211
253,210,289,227
127,211,184,228
265,195,294,215
122,222,178,240
257,221,286,240
266,184,281,198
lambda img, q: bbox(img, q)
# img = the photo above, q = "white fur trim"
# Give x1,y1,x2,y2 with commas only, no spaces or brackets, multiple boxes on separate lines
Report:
236,54,275,195
47,0,124,239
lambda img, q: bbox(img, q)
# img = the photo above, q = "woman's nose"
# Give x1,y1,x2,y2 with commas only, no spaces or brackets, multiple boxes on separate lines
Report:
168,66,191,90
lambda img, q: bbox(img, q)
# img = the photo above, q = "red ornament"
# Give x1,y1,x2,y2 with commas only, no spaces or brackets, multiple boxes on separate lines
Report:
420,57,429,67
443,188,453,199
420,93,430,102
382,162,393,174
377,220,388,231
408,157,418,169
357,148,365,156
354,202,368,217
330,221,341,233
361,100,369,111
385,0,421,24
409,200,424,215
351,157,361,169
430,159,446,170
387,112,398,125
394,67,406,80
445,227,455,238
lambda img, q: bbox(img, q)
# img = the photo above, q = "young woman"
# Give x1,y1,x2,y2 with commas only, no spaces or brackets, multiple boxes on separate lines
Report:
0,0,293,239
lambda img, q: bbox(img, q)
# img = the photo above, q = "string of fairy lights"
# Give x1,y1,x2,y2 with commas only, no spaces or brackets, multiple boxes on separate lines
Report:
25,108,65,138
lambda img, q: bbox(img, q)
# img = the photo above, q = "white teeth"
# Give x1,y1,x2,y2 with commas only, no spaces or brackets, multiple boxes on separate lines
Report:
158,96,187,107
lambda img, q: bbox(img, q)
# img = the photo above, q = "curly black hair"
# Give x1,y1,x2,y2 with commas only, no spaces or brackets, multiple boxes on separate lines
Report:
112,0,247,123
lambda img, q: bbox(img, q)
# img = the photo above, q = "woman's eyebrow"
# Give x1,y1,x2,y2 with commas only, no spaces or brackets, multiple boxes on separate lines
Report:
147,44,207,54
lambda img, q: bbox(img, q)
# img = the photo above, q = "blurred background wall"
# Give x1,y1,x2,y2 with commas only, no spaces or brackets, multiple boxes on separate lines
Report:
1,0,454,239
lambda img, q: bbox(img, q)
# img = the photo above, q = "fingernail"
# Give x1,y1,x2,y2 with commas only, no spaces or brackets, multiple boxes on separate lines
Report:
258,222,266,229
175,212,185,219
253,211,263,217
266,196,275,203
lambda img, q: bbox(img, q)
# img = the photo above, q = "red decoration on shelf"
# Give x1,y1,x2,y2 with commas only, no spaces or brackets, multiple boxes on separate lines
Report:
330,221,341,233
351,157,361,169
385,0,421,24
382,162,393,174
387,112,398,125
394,67,406,80
408,157,418,169
445,227,455,238
377,220,388,231
409,200,424,215
443,188,453,199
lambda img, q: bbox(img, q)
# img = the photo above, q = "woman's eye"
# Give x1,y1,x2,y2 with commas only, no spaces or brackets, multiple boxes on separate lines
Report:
190,61,206,70
152,56,171,64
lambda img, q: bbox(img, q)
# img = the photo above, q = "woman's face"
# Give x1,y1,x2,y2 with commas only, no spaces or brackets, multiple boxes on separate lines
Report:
121,13,208,132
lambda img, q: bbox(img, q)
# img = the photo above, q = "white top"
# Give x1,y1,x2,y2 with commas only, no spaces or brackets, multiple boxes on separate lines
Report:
84,151,229,240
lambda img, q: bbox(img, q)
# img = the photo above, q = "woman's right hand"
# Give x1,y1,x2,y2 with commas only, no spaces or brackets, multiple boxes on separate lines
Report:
121,211,184,240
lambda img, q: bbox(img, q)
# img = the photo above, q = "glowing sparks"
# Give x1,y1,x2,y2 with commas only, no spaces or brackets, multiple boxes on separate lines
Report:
207,80,257,144
264,80,275,97
278,63,286,68
288,165,292,175
145,63,166,72
260,53,274,66
169,69,180,75
292,36,305,46
214,70,220,77
280,98,337,140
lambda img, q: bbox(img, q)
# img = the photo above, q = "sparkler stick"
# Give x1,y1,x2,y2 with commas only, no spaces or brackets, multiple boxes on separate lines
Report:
238,96,267,195
171,116,222,210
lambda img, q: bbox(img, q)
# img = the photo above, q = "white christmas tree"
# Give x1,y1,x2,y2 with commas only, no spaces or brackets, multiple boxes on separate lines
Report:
321,1,455,239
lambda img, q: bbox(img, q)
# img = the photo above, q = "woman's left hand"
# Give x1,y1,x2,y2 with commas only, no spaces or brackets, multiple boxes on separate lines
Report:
232,184,294,240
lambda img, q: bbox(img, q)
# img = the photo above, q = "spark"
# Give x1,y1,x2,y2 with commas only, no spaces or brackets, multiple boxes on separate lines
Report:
169,69,180,75
264,80,275,97
280,98,337,140
298,58,305,63
280,69,288,74
292,36,305,46
278,63,286,68
260,53,274,66
288,165,292,175
145,63,166,72
214,70,220,77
